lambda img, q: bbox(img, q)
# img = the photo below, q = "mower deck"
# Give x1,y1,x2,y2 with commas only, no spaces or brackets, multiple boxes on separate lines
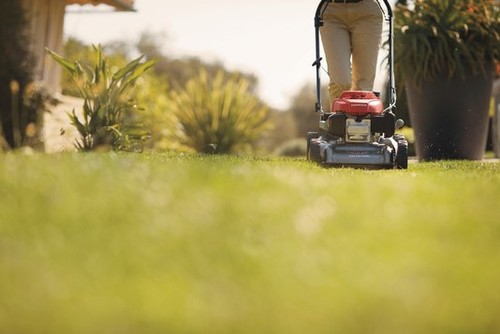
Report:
308,135,404,169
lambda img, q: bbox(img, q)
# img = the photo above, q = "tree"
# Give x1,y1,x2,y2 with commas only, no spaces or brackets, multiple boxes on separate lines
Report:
0,0,35,148
288,83,330,138
136,31,259,93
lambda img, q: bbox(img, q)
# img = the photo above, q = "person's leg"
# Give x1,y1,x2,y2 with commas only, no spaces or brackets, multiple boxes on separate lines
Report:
350,0,383,91
320,4,352,100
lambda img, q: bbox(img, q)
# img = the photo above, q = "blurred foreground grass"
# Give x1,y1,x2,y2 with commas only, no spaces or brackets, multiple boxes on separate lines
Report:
1,153,500,333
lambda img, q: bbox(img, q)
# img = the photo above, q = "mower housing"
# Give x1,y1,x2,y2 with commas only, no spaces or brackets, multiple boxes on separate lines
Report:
307,91,408,169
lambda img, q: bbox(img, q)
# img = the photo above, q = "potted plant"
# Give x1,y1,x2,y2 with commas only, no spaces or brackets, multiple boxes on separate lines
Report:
394,0,499,160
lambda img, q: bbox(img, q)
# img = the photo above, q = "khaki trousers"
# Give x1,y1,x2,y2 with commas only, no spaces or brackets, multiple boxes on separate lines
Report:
320,0,383,101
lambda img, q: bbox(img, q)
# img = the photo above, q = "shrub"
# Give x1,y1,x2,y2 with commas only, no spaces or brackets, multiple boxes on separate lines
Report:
273,138,307,157
169,70,271,154
47,46,156,151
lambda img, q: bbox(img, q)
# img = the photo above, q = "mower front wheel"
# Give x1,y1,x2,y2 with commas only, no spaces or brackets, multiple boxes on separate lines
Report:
307,132,322,164
307,132,318,155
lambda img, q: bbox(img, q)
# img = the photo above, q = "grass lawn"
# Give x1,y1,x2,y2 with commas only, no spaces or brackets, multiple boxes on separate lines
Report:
1,153,499,333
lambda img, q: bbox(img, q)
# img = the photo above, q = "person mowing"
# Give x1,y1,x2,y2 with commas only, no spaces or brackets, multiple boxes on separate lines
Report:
320,0,384,101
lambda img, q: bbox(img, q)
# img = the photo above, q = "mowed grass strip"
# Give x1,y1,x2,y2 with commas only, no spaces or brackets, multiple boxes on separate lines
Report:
1,153,499,333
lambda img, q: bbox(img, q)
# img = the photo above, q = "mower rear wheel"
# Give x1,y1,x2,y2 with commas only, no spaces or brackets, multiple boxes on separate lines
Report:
395,136,409,169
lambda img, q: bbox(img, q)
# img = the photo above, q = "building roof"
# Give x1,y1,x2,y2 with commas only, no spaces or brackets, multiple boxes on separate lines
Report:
65,0,135,12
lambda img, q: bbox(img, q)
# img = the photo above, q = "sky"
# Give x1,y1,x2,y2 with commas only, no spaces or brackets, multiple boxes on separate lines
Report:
64,0,393,110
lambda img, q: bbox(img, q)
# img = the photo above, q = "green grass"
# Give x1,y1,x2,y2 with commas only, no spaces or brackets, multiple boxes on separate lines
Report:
1,153,500,333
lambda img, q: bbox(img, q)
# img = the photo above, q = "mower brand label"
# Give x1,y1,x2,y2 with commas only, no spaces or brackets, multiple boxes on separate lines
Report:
349,154,371,158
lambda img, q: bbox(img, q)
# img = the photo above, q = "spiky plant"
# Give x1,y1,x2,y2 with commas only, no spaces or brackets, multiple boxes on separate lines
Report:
47,46,156,151
169,70,271,154
394,0,499,87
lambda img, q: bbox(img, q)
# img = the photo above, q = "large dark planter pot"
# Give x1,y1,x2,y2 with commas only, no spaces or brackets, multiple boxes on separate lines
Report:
406,62,495,161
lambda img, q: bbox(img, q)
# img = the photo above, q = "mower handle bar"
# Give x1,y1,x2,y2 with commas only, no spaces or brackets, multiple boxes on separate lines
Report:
313,0,396,114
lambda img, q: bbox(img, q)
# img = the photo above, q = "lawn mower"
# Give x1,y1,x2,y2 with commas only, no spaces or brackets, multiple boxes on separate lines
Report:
307,0,408,169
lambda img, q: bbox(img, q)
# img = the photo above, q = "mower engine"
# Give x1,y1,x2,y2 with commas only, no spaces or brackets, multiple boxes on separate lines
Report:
333,91,383,143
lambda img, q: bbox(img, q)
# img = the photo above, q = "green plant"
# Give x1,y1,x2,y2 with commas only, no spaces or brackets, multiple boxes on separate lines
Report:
46,46,156,151
61,37,131,98
169,70,271,154
394,0,500,87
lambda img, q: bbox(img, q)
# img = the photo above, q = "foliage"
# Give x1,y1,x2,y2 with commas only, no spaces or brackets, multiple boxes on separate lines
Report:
60,34,272,153
133,73,179,151
61,37,130,98
169,70,271,154
1,153,500,333
394,0,500,87
135,32,268,153
47,45,156,151
0,0,36,149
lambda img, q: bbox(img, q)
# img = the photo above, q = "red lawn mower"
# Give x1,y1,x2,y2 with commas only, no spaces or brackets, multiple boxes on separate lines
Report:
307,0,408,169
